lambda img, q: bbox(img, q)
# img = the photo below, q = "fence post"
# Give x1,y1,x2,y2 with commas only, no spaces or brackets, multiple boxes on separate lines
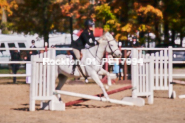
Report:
123,50,128,80
131,48,138,98
45,42,48,52
118,42,122,80
148,53,154,104
168,46,173,98
29,55,36,111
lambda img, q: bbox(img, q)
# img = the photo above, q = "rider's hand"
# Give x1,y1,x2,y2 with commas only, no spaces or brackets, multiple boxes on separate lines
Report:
85,44,90,48
94,41,97,45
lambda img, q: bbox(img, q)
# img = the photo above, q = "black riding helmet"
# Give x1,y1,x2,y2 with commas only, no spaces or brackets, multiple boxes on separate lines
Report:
84,19,94,27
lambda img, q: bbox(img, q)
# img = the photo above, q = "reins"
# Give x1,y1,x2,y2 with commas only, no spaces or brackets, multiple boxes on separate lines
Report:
87,39,120,63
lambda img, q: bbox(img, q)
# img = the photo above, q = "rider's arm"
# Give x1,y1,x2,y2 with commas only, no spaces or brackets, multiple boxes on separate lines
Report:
90,30,99,45
81,31,95,46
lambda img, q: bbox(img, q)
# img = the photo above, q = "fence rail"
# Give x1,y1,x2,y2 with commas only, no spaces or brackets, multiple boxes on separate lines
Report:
0,47,185,79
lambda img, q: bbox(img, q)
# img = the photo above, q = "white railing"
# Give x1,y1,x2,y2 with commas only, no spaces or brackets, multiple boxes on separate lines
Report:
0,47,185,80
0,47,72,77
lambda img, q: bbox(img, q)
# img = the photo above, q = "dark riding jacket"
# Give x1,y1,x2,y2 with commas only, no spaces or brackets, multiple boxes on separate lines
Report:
72,29,96,51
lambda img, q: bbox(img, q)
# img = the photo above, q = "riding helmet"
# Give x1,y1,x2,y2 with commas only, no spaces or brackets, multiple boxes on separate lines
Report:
84,19,94,27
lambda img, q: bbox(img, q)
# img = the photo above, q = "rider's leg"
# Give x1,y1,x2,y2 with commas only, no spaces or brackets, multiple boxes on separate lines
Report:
72,48,80,60
71,49,81,74
72,49,88,82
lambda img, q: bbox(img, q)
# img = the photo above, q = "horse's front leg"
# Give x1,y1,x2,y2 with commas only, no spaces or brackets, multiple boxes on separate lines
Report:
87,68,110,101
98,68,112,86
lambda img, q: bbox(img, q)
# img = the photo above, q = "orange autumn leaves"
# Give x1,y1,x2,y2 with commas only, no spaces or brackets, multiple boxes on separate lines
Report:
0,0,17,21
58,0,163,41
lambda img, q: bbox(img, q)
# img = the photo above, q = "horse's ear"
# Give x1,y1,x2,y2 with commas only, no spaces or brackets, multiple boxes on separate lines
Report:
105,32,114,40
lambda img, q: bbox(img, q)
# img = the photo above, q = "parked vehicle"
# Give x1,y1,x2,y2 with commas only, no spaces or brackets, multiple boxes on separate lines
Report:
173,51,185,61
0,35,28,67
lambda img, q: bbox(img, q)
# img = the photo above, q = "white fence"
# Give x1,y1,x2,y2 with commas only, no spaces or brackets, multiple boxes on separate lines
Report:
0,47,185,110
29,49,136,111
29,49,63,111
130,49,154,104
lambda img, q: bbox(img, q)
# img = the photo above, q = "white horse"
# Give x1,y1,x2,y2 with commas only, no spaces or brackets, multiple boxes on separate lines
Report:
55,32,122,101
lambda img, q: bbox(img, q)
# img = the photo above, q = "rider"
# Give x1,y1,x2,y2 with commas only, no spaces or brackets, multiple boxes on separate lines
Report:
71,19,98,77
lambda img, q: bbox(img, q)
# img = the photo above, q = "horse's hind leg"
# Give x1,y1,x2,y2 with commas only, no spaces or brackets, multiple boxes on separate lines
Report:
55,74,68,101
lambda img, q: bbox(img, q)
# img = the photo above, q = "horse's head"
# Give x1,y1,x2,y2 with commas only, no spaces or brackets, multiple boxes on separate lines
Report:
98,32,122,57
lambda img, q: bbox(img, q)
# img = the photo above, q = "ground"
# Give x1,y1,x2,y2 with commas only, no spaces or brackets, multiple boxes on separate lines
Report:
0,78,185,123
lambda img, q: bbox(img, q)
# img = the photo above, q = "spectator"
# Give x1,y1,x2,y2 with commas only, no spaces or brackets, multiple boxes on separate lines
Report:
24,40,37,84
10,47,21,83
113,59,122,79
131,36,140,48
23,40,38,61
30,40,38,55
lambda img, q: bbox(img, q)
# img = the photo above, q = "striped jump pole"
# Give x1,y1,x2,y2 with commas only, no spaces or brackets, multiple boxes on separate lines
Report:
65,85,132,106
54,89,134,106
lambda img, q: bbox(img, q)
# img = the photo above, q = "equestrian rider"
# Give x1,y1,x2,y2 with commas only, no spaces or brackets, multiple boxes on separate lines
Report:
71,19,98,77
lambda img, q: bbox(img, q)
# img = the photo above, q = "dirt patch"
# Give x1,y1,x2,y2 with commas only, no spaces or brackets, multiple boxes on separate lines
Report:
0,80,185,123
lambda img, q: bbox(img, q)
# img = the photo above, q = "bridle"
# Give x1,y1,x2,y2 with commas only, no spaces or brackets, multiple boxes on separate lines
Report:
105,39,120,57
88,39,120,63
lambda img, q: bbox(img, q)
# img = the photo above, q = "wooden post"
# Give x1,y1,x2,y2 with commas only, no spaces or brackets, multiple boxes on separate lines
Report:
45,42,48,52
123,50,128,80
118,42,122,80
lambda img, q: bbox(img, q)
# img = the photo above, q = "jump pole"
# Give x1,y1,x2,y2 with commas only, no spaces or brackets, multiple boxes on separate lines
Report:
54,88,134,106
170,80,185,99
65,85,132,106
170,80,185,85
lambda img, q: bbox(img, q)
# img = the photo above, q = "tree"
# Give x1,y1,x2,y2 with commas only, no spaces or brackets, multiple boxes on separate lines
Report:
0,0,17,33
162,0,185,47
94,0,163,43
10,0,63,47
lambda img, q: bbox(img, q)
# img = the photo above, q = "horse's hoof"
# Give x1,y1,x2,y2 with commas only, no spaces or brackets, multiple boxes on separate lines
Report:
105,85,109,91
107,81,112,86
85,79,88,83
106,98,110,102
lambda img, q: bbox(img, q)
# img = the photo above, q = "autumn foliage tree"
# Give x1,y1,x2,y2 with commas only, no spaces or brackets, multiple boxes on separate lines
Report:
9,0,63,46
0,0,17,33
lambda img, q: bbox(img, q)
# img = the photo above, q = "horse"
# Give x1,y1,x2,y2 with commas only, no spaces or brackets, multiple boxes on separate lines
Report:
55,32,122,101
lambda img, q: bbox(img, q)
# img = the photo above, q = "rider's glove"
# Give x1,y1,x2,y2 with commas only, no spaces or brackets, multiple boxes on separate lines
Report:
85,44,90,48
94,41,97,45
